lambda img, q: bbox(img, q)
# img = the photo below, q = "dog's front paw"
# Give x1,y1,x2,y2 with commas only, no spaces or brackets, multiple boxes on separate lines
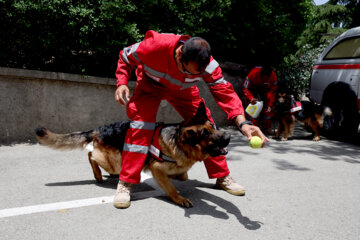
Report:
281,137,288,141
312,136,320,141
95,177,104,183
172,195,193,208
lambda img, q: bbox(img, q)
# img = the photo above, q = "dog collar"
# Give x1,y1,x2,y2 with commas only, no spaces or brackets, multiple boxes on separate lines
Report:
149,126,176,163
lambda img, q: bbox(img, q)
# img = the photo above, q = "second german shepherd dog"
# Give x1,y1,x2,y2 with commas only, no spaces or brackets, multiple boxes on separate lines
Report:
35,103,231,207
273,90,332,141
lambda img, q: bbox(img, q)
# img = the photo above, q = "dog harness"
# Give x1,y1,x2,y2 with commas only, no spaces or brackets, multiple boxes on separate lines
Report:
290,100,302,113
149,126,176,163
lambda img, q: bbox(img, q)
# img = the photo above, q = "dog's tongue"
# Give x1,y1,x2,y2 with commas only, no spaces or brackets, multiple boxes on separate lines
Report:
220,147,228,155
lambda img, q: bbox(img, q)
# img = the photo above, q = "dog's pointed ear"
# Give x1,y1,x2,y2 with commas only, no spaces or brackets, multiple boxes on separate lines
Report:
195,102,207,119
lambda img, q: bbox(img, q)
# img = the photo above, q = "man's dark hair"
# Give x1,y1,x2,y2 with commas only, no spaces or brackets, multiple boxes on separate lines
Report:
260,65,272,76
181,37,211,71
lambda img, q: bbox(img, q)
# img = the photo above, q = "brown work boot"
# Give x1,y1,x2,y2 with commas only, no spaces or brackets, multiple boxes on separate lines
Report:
216,175,246,196
113,180,132,209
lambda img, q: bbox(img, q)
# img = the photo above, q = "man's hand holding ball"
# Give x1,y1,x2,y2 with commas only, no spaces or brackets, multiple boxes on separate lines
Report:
237,119,269,148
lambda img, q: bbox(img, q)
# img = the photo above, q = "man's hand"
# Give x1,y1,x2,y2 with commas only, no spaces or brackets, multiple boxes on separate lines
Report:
241,124,269,147
250,98,258,105
115,85,130,106
234,115,269,147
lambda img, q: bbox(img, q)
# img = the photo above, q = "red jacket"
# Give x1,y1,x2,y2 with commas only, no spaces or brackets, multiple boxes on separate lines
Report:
243,67,277,107
115,30,244,120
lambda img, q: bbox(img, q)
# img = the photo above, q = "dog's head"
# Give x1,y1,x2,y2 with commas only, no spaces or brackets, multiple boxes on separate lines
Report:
179,102,231,160
274,90,293,114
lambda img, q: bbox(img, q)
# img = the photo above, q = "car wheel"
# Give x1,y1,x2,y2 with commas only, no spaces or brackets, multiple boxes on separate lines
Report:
321,81,359,140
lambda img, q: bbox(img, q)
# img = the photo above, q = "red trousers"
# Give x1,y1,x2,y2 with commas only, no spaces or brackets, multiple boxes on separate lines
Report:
120,79,230,183
248,111,273,131
244,99,273,131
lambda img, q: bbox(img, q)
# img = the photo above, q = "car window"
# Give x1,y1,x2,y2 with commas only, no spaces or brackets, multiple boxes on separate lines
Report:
324,36,360,59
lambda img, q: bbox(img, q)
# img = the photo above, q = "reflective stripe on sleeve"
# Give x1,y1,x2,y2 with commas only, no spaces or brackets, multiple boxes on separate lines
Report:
185,77,202,82
204,59,219,74
206,77,227,86
122,42,141,64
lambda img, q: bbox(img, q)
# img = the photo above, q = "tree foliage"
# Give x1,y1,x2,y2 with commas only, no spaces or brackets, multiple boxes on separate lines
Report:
296,3,349,48
0,0,142,77
219,0,312,65
0,0,311,77
276,0,360,98
329,0,360,27
276,41,330,99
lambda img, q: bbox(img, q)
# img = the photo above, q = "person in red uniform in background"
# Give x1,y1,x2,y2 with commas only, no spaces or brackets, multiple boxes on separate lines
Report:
243,66,278,135
113,30,269,208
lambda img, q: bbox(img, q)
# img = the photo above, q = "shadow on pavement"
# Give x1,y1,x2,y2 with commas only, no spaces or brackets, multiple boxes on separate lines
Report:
227,126,360,165
145,179,263,230
272,159,312,171
45,175,155,192
46,177,262,230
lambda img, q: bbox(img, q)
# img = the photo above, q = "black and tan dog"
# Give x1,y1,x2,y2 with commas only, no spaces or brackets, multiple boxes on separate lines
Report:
273,91,332,141
35,103,230,207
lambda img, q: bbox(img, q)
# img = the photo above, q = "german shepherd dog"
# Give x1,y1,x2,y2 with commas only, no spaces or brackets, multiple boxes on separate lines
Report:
35,103,231,207
273,90,332,141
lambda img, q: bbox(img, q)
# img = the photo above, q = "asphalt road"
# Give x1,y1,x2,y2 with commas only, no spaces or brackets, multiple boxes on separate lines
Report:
0,126,359,240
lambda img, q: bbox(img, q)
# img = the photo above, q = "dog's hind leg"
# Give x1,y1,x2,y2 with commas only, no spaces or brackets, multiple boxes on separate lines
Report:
309,123,321,141
88,152,103,182
150,164,193,208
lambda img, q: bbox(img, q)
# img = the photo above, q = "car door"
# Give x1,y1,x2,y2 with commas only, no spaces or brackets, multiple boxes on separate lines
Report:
311,35,360,103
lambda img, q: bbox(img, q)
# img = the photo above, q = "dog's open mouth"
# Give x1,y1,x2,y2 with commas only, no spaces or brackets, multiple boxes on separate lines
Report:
209,146,228,156
219,147,228,155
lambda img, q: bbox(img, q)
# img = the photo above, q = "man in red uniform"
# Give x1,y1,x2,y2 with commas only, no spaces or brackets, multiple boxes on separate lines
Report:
114,30,269,208
243,66,278,135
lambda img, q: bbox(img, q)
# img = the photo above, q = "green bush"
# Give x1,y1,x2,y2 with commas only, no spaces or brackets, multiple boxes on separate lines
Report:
0,0,142,77
276,41,330,99
0,0,310,78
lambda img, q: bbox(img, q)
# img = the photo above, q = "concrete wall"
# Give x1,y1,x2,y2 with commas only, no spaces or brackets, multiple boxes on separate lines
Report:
0,64,248,145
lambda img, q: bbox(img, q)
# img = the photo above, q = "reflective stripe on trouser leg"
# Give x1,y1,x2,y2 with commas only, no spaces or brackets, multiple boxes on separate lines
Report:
119,83,161,184
120,122,155,184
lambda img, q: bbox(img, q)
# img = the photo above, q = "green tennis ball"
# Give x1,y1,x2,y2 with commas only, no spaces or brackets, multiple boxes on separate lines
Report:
249,136,262,149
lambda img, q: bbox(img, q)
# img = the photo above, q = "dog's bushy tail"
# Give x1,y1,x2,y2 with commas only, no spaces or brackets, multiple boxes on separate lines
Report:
322,106,333,131
323,107,332,116
35,127,94,150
